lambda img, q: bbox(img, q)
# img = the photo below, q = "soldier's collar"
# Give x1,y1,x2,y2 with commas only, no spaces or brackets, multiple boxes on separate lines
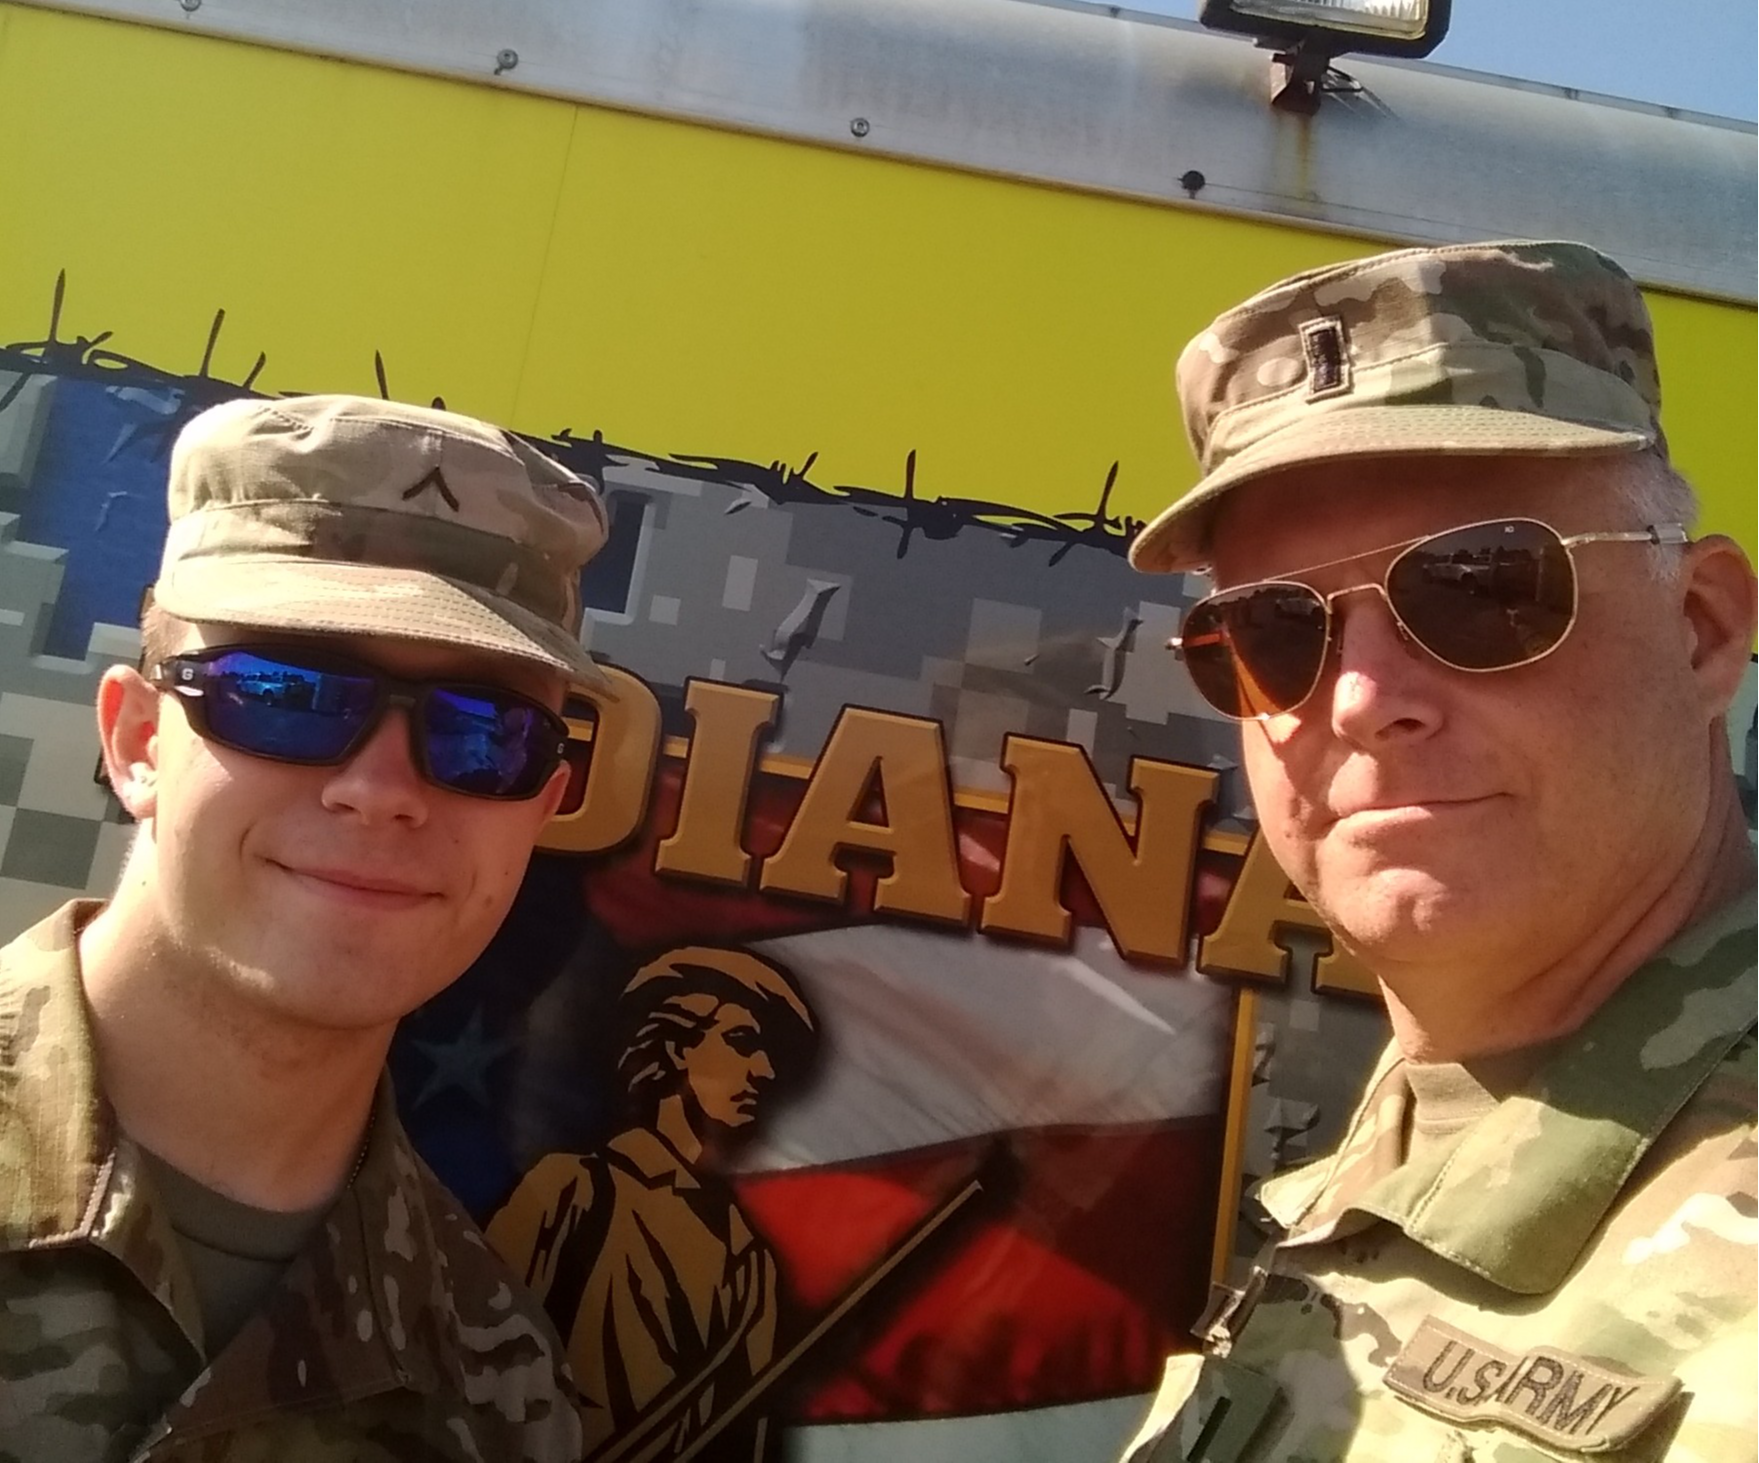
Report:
3,905,564,1438
0,901,409,1375
1262,895,1757,1293
0,903,251,1365
0,900,122,1253
147,1082,446,1443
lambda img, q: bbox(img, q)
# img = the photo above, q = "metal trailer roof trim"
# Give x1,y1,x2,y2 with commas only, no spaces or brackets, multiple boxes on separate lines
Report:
18,0,1756,302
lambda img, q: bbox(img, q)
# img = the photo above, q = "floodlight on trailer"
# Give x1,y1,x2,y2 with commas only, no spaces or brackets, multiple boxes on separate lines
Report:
1200,0,1451,111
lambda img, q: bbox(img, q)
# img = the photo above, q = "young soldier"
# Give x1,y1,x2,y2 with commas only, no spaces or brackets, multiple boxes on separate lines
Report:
0,395,607,1460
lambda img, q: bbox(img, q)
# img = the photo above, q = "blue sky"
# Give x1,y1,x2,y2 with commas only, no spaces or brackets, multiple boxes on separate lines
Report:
1113,0,1758,121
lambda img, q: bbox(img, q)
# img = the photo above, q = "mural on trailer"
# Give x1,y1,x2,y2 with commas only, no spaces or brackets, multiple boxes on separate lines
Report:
2,282,1753,1461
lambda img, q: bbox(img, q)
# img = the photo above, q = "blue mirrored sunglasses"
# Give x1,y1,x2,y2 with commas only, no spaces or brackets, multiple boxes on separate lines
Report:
150,646,569,800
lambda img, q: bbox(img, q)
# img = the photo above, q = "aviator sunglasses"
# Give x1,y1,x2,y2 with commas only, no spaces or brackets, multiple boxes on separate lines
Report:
1173,516,1688,721
150,646,571,800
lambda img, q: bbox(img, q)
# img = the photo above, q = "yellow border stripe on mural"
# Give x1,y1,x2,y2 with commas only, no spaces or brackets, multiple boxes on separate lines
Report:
1,3,1750,552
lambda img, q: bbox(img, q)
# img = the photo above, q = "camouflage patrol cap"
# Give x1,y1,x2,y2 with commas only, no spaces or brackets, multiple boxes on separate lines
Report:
1130,240,1662,574
153,395,609,684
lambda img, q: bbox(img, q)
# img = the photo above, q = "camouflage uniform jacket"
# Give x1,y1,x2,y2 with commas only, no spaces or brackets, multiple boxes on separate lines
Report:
1123,896,1757,1463
0,901,586,1463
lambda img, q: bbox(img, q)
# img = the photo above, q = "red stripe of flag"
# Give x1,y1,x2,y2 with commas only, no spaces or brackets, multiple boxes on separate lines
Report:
732,1119,1220,1422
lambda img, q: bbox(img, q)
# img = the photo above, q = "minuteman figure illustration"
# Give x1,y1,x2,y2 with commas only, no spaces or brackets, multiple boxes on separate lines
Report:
488,945,819,1463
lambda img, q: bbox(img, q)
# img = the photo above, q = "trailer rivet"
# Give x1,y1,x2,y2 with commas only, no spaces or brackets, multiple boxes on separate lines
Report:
1180,169,1207,196
494,48,519,76
178,0,201,12
850,117,871,138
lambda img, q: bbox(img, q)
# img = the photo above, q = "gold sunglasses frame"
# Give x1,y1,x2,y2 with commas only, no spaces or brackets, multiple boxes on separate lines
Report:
1170,516,1690,721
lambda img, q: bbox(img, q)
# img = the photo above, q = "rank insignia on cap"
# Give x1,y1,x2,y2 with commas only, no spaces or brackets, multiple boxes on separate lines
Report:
1130,240,1664,575
401,465,461,512
1300,317,1351,400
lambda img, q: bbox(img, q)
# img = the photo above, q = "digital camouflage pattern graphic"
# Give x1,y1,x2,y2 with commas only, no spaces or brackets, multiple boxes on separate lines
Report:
1120,895,1757,1463
0,902,586,1463
1132,240,1662,573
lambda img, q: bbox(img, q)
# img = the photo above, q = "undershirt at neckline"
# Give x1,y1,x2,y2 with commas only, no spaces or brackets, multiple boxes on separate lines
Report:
138,1145,333,1357
1401,1045,1552,1170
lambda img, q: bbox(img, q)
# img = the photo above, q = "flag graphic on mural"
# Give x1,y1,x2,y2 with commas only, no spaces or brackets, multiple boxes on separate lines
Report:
438,757,1235,1461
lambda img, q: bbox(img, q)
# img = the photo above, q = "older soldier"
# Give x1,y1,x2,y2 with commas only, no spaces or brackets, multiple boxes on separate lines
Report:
1121,242,1756,1463
0,396,607,1460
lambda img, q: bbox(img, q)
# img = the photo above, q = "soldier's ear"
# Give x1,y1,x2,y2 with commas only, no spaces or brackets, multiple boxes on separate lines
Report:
97,665,162,823
1676,533,1756,722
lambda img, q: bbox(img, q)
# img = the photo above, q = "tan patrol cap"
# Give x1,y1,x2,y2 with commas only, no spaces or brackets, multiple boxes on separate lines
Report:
1130,240,1663,575
153,395,609,685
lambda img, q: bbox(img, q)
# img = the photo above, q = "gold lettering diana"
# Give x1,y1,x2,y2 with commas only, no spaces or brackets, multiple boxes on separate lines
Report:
538,669,1373,990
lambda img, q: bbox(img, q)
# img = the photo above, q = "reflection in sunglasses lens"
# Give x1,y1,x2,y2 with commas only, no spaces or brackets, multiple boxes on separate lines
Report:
203,654,375,761
426,689,548,798
174,650,562,798
1184,584,1329,718
1176,520,1583,719
1388,522,1575,670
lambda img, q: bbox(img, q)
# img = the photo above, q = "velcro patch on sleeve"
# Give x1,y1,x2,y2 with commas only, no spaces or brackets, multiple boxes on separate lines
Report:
1384,1316,1678,1453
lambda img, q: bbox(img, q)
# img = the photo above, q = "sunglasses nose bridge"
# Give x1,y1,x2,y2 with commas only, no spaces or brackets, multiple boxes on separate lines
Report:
1317,577,1393,614
371,686,432,772
1316,579,1423,672
312,683,424,776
